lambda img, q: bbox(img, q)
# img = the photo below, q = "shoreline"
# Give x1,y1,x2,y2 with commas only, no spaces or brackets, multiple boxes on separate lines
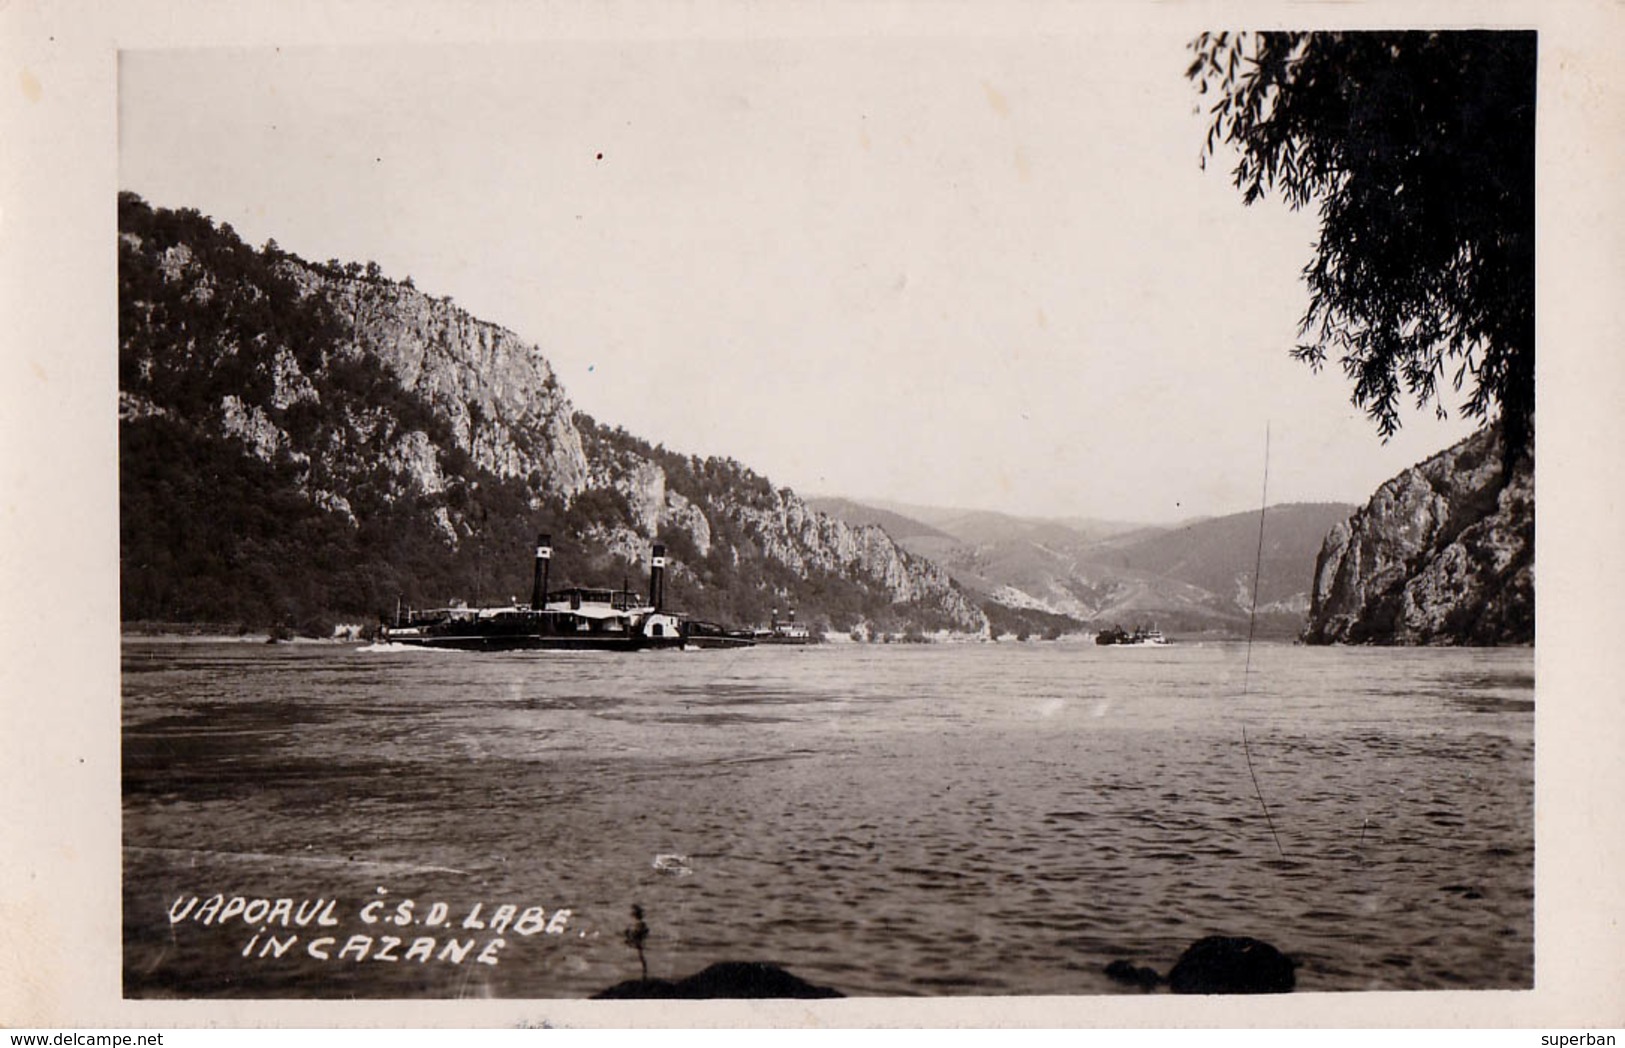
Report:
121,623,364,645
119,624,1295,647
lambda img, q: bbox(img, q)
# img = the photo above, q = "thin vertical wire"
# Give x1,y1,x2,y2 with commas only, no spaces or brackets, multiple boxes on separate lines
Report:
1241,423,1284,859
1243,422,1270,697
1243,723,1286,859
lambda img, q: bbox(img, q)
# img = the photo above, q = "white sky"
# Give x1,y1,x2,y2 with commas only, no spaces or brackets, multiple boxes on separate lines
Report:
119,36,1482,523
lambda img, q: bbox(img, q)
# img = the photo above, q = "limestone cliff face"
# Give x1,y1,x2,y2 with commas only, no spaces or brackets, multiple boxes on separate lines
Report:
734,488,986,630
285,267,591,498
318,269,984,630
124,224,588,515
1303,425,1533,645
582,444,985,632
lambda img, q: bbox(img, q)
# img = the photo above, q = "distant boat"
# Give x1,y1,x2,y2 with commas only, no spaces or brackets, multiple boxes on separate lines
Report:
380,535,685,652
753,607,821,645
1095,625,1170,647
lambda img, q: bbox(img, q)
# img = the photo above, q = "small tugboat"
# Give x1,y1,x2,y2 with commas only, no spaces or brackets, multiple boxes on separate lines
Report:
380,535,685,652
1094,624,1170,646
753,607,821,645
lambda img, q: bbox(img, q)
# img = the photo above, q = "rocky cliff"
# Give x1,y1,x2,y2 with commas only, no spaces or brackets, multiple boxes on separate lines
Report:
574,417,983,631
1302,424,1533,645
288,266,592,498
118,193,984,635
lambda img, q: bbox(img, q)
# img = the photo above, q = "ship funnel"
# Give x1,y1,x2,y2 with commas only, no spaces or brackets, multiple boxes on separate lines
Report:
649,544,666,610
531,533,552,610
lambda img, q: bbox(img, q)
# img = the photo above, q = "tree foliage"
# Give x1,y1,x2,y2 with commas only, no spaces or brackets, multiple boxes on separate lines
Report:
1188,31,1535,462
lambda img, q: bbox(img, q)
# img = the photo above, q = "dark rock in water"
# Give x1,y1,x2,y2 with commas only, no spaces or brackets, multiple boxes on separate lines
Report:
1104,960,1162,991
1166,936,1296,994
593,961,844,999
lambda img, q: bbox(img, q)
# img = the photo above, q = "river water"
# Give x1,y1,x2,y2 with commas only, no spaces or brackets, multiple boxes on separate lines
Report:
121,638,1533,998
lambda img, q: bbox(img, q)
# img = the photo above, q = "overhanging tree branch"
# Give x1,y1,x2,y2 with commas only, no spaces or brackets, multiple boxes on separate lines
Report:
1189,31,1535,463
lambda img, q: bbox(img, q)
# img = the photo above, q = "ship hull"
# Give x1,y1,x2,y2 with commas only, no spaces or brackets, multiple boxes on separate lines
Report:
380,542,691,653
683,636,757,650
381,596,686,653
681,621,758,649
381,631,684,653
1095,627,1169,646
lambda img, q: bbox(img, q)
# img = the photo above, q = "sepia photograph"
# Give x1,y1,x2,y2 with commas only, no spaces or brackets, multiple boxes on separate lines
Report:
4,0,1623,1031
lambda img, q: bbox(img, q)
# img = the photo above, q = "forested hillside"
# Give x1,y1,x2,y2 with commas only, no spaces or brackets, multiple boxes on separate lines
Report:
118,194,984,637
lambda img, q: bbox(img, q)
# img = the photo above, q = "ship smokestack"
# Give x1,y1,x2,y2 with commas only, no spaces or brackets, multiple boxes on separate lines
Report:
649,544,666,610
531,533,552,611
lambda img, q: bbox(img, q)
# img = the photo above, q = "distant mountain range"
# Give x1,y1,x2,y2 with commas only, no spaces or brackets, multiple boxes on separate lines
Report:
821,498,1145,546
793,498,959,543
808,497,1358,638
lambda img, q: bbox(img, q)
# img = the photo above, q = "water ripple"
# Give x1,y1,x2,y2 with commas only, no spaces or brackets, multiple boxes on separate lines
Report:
122,640,1533,997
